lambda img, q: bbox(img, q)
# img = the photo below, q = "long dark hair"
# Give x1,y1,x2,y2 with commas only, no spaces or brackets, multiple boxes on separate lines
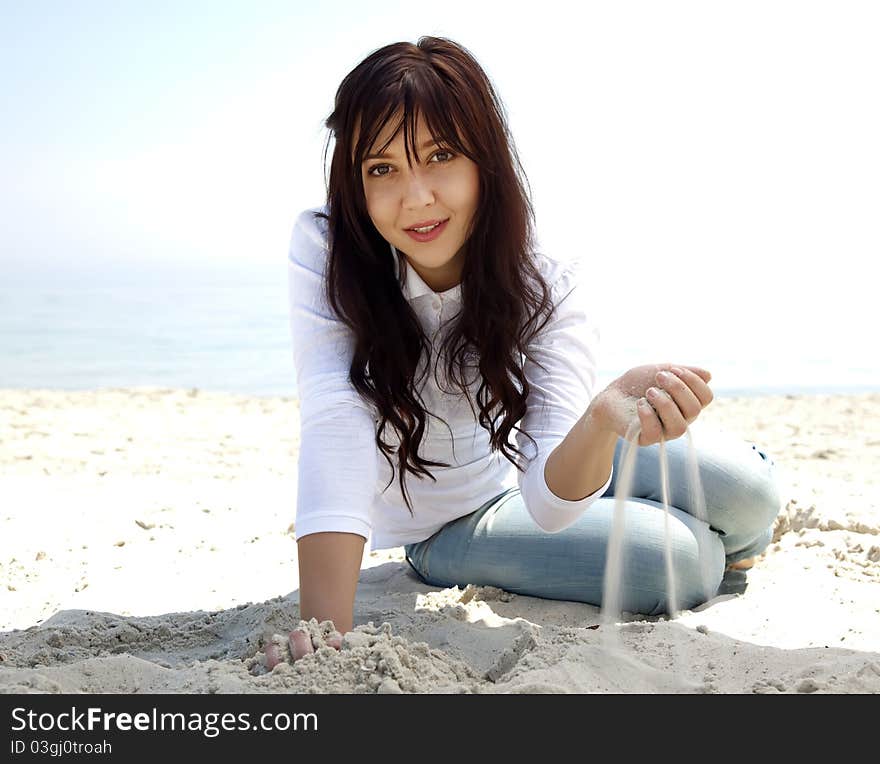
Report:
317,36,555,513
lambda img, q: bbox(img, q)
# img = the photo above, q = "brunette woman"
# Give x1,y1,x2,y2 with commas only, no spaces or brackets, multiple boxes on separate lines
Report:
282,36,780,663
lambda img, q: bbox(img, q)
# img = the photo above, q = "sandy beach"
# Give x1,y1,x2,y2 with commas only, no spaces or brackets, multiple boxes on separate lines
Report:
1,387,878,694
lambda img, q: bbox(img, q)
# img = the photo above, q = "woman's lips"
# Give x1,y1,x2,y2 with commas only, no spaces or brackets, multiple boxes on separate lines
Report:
404,218,449,243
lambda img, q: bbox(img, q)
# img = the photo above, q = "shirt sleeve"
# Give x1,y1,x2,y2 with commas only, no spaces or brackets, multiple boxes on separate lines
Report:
288,208,378,543
516,258,612,532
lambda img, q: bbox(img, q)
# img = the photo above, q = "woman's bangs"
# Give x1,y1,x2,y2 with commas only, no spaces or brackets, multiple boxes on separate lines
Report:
354,101,401,167
355,79,475,167
417,96,476,163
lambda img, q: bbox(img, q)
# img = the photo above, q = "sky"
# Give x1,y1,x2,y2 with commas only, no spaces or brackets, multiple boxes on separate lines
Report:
2,0,879,388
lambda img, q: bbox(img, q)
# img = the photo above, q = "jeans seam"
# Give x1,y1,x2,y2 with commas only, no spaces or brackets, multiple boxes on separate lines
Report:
406,537,435,584
404,550,427,583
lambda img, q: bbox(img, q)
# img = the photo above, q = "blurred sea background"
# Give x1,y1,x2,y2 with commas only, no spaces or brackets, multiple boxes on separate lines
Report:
2,1,878,400
2,259,876,399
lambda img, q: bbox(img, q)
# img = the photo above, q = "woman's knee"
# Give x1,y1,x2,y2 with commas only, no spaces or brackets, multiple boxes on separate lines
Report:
613,500,726,614
618,555,725,615
667,428,782,539
711,467,782,543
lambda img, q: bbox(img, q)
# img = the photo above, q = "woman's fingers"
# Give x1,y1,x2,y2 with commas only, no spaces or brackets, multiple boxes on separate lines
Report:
264,628,343,669
288,628,343,661
645,385,688,438
656,369,702,421
264,643,281,670
636,397,664,445
637,365,713,445
677,365,711,383
670,366,714,407
326,631,343,650
613,363,713,447
289,629,315,661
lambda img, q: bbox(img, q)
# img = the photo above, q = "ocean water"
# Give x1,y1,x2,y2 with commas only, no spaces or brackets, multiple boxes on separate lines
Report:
0,280,297,398
1,279,877,400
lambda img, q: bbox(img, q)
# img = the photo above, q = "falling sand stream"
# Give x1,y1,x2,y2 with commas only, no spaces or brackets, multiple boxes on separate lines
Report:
600,420,720,688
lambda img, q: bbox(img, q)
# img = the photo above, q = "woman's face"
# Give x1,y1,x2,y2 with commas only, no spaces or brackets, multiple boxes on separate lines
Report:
359,114,479,293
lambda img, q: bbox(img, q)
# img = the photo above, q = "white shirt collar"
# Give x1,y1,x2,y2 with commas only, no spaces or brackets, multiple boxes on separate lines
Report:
391,243,462,304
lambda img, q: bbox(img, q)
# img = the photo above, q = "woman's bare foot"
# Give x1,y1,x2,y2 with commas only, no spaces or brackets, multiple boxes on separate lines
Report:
726,556,756,571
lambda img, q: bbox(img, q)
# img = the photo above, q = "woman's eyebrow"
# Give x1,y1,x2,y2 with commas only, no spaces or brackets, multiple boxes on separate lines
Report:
363,138,445,162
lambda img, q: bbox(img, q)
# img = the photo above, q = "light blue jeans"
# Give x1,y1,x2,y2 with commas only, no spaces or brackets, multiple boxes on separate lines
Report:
404,428,781,616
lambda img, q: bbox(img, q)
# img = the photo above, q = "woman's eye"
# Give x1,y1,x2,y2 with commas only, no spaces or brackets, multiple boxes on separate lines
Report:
366,151,454,178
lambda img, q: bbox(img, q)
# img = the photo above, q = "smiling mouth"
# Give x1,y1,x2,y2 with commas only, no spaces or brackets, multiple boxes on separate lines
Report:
406,219,449,233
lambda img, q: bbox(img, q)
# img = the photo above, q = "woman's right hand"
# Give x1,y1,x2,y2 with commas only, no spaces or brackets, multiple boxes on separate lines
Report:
264,627,343,670
593,363,714,447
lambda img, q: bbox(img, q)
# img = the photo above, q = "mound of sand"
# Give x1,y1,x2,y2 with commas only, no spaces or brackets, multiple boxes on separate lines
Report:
1,389,878,693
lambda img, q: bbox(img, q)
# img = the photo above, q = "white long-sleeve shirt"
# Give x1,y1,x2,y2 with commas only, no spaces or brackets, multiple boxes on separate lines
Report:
287,206,612,551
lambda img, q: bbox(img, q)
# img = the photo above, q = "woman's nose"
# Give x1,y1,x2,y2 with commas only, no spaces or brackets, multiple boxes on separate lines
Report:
402,168,435,208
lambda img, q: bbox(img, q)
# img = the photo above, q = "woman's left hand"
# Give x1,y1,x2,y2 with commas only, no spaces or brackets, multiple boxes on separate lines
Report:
594,363,714,446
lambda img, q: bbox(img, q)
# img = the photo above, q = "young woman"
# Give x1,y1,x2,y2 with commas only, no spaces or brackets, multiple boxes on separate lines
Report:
282,36,780,663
